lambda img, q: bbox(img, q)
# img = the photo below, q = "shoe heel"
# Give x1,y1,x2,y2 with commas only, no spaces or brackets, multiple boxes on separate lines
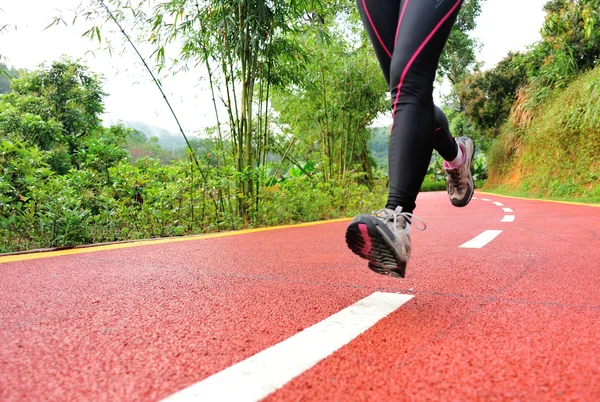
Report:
345,222,372,260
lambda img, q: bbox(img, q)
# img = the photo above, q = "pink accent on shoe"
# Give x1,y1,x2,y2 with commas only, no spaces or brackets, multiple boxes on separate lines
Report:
359,223,373,256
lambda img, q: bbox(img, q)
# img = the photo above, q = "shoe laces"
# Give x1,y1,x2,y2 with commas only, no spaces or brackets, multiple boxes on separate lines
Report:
447,168,461,189
374,208,427,232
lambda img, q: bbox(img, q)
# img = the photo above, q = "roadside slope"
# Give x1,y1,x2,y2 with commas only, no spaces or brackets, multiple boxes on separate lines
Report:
486,66,600,202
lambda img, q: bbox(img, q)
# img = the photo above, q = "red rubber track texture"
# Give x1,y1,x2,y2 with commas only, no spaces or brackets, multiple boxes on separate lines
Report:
1,192,599,401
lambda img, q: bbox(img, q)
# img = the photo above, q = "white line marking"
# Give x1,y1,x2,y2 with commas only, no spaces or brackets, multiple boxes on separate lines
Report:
481,198,491,202
459,230,503,248
472,197,478,200
493,202,504,207
501,215,515,223
162,292,413,402
502,208,514,213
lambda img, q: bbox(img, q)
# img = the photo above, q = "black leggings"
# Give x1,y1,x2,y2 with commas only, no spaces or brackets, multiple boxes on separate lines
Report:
357,0,463,213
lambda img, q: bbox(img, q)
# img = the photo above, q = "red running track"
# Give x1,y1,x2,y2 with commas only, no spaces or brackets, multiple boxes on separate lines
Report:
1,192,599,401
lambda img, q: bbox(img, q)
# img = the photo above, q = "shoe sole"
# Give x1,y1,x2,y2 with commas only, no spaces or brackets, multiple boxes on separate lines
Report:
345,215,407,278
450,138,476,208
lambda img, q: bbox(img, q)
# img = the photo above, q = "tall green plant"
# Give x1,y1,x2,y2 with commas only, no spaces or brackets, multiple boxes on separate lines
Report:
271,22,388,185
75,0,328,219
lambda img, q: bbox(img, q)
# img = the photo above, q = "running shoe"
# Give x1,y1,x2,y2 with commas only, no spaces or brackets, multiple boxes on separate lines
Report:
345,207,426,278
444,136,475,207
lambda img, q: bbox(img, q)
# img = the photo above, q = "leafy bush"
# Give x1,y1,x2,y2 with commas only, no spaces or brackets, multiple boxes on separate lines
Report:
420,180,446,192
456,52,530,136
256,173,386,226
0,154,390,253
472,153,488,181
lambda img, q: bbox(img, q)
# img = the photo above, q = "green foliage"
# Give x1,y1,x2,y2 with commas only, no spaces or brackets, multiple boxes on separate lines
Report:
542,0,600,72
441,104,491,152
472,153,488,181
0,138,52,204
486,65,600,200
0,62,23,95
456,52,529,135
271,22,388,184
480,1,600,202
79,124,130,184
8,58,105,146
420,180,446,192
74,0,357,218
0,100,63,150
438,0,485,85
0,53,388,253
457,0,600,143
0,0,502,253
0,151,387,252
0,58,106,173
124,129,180,165
370,127,390,172
256,174,386,225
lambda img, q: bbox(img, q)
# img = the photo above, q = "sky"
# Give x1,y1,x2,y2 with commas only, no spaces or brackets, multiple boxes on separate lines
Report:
1,0,548,135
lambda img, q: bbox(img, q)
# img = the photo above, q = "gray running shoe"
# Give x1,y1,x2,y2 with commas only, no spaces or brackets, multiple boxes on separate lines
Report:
345,207,426,278
444,137,475,207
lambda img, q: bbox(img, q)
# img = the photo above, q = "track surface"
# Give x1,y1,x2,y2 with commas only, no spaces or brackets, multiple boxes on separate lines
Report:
1,192,599,401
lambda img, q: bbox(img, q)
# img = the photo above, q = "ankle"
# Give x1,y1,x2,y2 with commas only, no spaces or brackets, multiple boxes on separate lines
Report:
445,142,465,170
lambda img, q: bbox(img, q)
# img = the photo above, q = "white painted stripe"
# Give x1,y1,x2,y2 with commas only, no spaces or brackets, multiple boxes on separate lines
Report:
502,208,513,213
481,198,491,202
162,292,413,402
493,202,504,207
472,197,478,200
459,230,503,249
501,215,515,223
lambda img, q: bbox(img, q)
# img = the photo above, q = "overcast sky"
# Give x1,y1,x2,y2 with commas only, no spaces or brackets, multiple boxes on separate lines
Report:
2,0,548,134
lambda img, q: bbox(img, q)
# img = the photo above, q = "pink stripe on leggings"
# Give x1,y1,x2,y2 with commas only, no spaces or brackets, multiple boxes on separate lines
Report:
392,0,463,119
362,0,393,59
395,0,409,48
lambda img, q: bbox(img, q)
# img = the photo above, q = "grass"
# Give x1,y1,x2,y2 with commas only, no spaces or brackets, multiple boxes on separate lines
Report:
481,185,600,205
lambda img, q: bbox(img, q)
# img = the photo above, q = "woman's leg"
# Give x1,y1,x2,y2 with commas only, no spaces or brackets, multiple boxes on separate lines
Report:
356,0,461,213
434,105,459,162
386,0,464,213
355,0,400,88
347,0,470,278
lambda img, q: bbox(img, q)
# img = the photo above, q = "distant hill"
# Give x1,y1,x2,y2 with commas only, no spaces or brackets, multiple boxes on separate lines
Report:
104,119,392,167
0,62,24,94
370,126,390,171
103,119,188,151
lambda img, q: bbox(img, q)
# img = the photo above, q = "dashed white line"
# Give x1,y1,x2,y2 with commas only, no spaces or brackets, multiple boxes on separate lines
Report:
472,197,478,200
481,198,492,202
493,202,504,207
459,230,503,249
501,215,515,223
162,292,413,402
502,208,514,213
